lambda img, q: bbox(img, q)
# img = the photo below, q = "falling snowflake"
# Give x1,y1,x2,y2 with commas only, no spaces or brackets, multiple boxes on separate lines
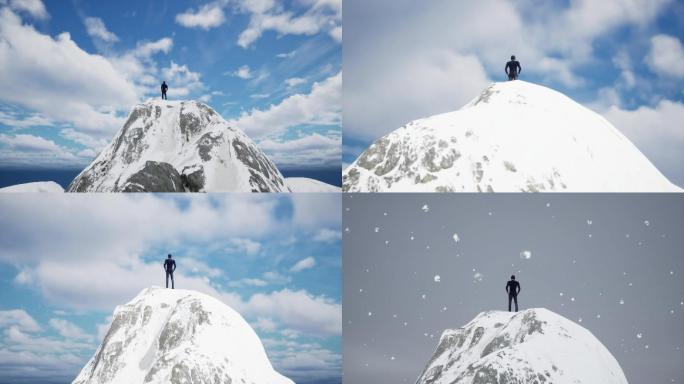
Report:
488,212,493,216
385,240,389,245
546,203,551,207
587,219,592,225
452,233,460,243
645,345,649,349
520,250,532,260
383,212,387,216
345,227,350,232
670,271,675,276
473,272,484,283
559,292,564,297
570,297,575,302
421,294,426,299
434,275,441,283
644,220,650,226
368,312,372,316
390,356,395,361
421,204,429,212
596,314,601,319
374,227,380,233
359,288,363,293
578,317,583,323
619,299,624,305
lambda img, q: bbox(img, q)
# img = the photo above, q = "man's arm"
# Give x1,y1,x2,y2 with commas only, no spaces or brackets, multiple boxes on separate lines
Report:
505,63,509,75
517,283,521,294
517,62,521,73
505,283,509,293
172,260,176,272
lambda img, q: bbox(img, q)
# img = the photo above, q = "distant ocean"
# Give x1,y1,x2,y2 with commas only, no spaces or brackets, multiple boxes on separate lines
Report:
0,168,342,189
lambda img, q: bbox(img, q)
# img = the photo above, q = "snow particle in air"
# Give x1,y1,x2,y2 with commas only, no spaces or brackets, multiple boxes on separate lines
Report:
570,297,575,302
453,233,460,243
619,299,624,305
374,227,380,233
345,227,350,232
368,312,372,316
390,356,395,361
434,275,441,283
473,272,483,283
421,294,427,299
546,203,551,207
421,204,429,212
559,292,564,297
520,250,532,260
644,220,650,226
586,219,592,225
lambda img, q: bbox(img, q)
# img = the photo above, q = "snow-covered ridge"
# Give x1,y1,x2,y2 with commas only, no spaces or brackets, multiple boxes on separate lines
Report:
72,286,293,384
286,177,341,192
344,81,681,192
416,308,627,384
68,99,289,192
0,181,64,193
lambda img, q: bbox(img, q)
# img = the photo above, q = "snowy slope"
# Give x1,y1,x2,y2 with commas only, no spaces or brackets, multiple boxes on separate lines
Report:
0,181,64,193
344,81,680,192
286,177,341,192
415,308,627,384
72,287,293,384
68,100,289,192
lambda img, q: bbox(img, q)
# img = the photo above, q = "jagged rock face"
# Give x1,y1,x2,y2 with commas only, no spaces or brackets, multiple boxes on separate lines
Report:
415,308,627,384
344,81,681,192
72,287,293,384
68,100,289,192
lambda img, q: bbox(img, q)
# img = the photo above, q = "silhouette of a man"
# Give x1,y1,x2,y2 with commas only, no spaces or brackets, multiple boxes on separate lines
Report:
161,81,168,100
506,275,521,312
505,55,521,81
164,254,176,289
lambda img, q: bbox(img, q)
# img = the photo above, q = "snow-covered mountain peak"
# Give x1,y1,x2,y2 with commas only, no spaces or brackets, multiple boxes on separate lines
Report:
344,81,680,192
68,99,289,192
72,286,293,384
416,308,627,384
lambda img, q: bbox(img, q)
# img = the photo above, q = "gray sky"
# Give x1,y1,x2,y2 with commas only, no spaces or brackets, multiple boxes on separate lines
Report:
343,193,684,384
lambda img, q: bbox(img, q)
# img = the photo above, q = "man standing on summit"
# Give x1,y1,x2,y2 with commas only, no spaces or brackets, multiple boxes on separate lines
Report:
505,55,521,80
164,254,176,289
506,275,521,312
161,81,168,100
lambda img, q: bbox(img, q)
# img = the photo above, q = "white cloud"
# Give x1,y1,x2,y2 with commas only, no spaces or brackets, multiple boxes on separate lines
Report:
290,256,316,272
253,317,277,332
229,278,268,287
175,2,226,30
258,132,340,168
312,228,341,243
48,318,92,342
132,37,173,58
245,289,340,337
646,34,684,78
3,0,48,19
233,65,252,79
235,0,341,48
0,310,40,332
83,17,118,43
285,77,306,87
276,50,296,59
0,8,137,133
230,238,262,255
602,100,684,187
0,133,79,166
0,109,53,128
231,72,341,137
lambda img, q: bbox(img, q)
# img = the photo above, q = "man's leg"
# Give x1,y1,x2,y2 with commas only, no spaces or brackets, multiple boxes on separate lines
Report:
166,272,169,288
514,295,518,312
170,273,174,289
508,294,512,312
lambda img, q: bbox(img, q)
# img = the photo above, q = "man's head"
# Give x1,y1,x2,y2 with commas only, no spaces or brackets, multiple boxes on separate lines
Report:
163,81,166,84
168,254,172,259
511,275,516,280
511,55,516,60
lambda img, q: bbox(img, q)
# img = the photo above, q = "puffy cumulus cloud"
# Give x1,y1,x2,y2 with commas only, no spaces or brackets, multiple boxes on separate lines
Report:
245,289,341,337
264,338,341,383
232,64,253,79
311,228,341,243
646,34,684,78
229,238,262,255
83,17,118,43
258,132,340,168
48,319,92,342
0,9,137,132
0,133,83,167
159,61,205,97
231,72,341,138
0,109,53,128
290,193,341,230
290,256,316,272
175,1,226,30
602,100,684,188
0,310,40,332
1,0,48,19
285,77,306,88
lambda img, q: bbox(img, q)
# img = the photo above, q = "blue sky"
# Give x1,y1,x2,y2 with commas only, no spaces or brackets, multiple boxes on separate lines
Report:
0,0,341,171
343,0,684,187
0,194,341,384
